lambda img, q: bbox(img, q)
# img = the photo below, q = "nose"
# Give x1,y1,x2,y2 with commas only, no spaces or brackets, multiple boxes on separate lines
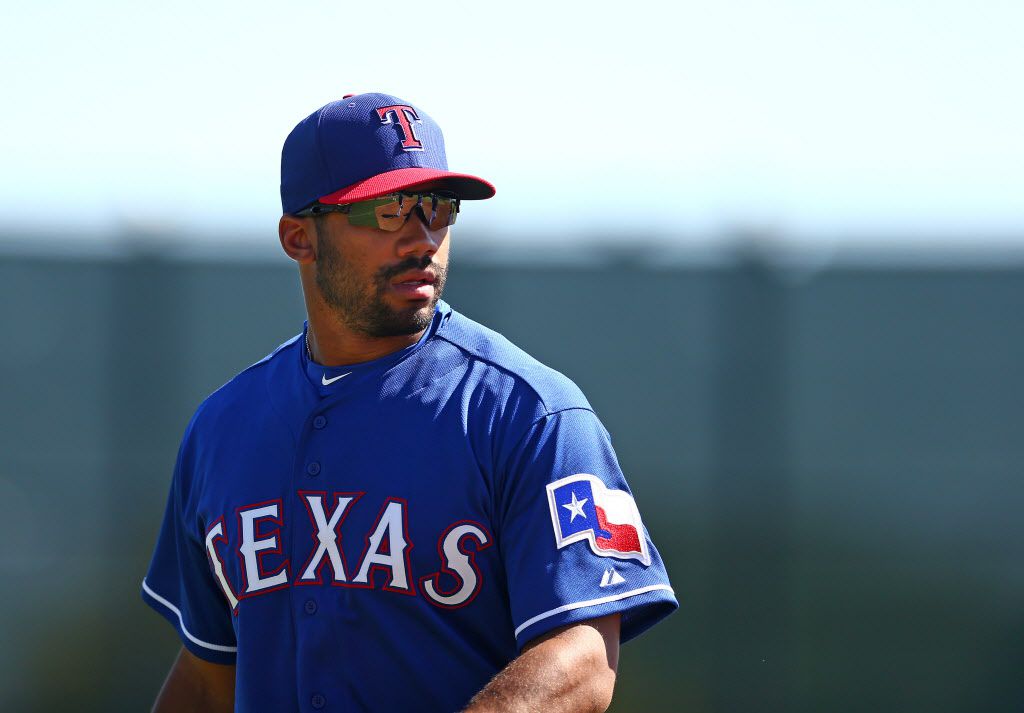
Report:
395,207,446,257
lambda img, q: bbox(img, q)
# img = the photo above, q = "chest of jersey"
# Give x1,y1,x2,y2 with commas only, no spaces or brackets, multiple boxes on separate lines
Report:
195,384,501,614
191,374,519,709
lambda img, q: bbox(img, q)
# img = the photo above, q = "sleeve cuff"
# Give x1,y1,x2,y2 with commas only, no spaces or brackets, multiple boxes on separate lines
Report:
141,578,238,665
513,584,678,650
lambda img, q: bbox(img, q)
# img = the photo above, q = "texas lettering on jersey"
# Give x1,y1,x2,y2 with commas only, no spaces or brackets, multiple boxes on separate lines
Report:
202,492,493,611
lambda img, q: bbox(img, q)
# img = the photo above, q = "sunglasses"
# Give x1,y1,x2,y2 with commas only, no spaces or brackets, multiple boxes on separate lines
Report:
296,192,461,231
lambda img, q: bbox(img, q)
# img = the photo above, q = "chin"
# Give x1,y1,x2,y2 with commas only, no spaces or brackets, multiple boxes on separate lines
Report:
367,301,436,338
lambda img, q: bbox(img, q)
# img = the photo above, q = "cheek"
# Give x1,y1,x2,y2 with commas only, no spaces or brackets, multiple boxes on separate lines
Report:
434,233,451,263
328,237,375,280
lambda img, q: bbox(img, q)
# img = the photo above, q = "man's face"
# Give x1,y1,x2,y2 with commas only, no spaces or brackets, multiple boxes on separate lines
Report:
311,205,450,338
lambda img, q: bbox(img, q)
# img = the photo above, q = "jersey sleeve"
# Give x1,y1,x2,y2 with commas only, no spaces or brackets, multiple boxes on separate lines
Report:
496,406,678,650
141,420,238,664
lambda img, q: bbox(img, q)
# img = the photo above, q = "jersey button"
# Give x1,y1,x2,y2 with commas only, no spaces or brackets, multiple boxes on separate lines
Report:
311,693,327,709
304,599,317,615
313,415,327,429
306,461,321,476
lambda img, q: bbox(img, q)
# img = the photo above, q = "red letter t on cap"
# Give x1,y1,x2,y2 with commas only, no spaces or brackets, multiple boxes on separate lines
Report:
376,104,424,150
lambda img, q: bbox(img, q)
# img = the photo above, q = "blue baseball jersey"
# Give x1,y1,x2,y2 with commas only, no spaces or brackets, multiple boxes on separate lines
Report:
142,300,677,712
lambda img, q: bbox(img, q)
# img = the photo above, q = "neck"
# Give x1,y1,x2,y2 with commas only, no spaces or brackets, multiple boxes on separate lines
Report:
306,319,424,367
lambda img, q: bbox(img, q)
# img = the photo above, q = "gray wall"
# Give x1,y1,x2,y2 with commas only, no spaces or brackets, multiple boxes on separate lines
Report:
1,245,1021,712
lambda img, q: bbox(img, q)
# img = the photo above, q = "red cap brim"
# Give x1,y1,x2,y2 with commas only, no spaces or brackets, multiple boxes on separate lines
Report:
318,168,495,204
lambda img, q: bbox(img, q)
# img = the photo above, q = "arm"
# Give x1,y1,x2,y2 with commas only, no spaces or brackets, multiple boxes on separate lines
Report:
152,646,235,713
463,613,620,713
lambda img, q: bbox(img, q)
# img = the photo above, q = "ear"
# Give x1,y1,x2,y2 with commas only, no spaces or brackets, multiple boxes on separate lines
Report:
279,215,317,264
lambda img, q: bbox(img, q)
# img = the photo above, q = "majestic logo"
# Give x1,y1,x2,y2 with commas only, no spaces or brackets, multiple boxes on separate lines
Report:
321,372,351,386
547,474,650,565
376,104,424,150
599,567,626,587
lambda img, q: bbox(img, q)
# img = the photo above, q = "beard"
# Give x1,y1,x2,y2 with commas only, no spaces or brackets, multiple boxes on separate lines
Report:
314,233,447,338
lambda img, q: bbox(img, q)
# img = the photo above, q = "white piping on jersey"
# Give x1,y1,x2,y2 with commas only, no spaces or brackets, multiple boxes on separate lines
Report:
142,579,239,653
513,584,675,639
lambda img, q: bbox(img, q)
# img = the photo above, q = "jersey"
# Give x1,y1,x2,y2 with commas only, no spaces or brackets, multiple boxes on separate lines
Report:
141,299,677,713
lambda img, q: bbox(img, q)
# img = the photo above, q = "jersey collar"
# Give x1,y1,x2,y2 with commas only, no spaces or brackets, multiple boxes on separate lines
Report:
300,301,451,397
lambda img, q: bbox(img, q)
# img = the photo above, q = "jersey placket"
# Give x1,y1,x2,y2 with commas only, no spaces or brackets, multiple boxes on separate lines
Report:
289,385,365,713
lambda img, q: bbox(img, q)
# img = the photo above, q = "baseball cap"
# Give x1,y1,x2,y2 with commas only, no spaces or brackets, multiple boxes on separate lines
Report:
280,93,496,215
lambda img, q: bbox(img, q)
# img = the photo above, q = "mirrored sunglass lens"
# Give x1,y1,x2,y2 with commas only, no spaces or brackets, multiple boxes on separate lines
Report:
389,193,422,218
376,196,410,230
428,197,456,229
344,194,459,231
345,196,403,229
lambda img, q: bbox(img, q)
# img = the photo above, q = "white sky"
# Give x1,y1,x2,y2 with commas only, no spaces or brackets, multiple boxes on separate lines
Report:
2,0,1023,249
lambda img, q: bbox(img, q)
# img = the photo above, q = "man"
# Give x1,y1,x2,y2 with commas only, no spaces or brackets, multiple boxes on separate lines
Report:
142,92,677,712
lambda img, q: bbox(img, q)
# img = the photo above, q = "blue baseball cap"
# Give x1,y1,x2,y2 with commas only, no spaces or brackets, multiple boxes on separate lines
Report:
280,93,496,215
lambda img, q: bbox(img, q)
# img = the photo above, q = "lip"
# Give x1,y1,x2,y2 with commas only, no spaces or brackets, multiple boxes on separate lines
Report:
390,282,434,300
391,270,436,285
389,270,436,300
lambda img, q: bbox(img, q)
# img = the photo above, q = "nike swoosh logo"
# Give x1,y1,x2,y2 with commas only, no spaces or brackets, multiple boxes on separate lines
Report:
321,372,351,386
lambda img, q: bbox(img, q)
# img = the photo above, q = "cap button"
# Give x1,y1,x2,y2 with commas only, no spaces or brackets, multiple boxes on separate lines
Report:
342,93,355,99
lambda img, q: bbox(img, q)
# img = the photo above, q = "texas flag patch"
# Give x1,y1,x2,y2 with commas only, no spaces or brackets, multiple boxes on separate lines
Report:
546,474,651,566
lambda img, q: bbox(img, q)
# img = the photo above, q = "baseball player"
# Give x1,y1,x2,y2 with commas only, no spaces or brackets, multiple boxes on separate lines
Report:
142,92,677,713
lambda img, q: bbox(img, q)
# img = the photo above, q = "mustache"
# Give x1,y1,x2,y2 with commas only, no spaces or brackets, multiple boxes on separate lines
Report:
378,254,442,282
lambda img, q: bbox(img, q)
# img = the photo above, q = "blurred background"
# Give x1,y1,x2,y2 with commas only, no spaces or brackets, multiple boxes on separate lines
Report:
2,1,1023,711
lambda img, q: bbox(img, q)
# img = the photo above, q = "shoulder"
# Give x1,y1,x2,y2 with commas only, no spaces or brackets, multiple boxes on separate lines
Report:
434,306,593,416
184,332,303,441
